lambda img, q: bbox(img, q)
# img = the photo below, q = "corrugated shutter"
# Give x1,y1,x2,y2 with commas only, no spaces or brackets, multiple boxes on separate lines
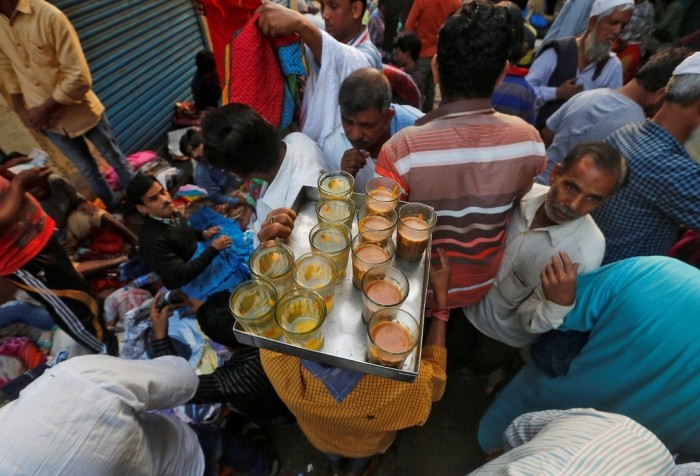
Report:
50,0,207,154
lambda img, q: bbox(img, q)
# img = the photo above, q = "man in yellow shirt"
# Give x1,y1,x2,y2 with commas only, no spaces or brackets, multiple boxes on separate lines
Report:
0,0,133,211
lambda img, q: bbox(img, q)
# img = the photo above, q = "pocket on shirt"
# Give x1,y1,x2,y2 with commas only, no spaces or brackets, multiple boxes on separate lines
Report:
27,42,56,67
497,270,533,303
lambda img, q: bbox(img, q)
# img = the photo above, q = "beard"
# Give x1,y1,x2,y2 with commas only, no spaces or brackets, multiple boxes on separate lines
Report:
584,33,611,64
685,126,700,165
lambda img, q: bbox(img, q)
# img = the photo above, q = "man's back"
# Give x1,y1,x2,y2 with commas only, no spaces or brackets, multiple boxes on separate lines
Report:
537,88,644,183
593,120,700,263
376,100,546,308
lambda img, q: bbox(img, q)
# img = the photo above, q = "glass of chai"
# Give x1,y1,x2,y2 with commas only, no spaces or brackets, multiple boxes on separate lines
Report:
365,176,402,210
357,202,397,243
309,223,351,282
351,231,395,289
367,308,419,368
316,196,355,231
275,289,326,351
230,279,282,340
318,170,354,200
249,241,295,295
293,252,337,312
396,203,437,261
360,265,409,324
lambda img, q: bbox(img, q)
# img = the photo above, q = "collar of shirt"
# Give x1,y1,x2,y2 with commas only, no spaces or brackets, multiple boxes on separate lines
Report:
348,27,370,47
11,0,31,20
415,98,494,126
644,119,688,155
518,183,586,246
149,212,182,228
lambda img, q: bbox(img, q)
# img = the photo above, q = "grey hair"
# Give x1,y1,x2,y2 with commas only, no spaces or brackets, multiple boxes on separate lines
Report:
665,73,700,106
338,68,392,115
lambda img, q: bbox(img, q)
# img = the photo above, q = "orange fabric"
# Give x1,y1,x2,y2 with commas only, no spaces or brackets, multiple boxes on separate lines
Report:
404,0,461,58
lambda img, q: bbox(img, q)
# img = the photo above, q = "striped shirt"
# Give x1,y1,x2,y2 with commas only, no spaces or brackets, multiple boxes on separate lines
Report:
260,346,446,458
470,408,700,475
593,119,700,264
376,99,546,308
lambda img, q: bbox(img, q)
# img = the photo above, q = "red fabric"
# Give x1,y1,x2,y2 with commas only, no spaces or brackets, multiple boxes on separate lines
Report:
382,64,421,109
229,14,297,127
0,337,46,372
203,0,262,84
88,230,125,256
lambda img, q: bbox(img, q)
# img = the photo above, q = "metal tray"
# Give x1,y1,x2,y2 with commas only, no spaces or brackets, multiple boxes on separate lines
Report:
233,186,430,382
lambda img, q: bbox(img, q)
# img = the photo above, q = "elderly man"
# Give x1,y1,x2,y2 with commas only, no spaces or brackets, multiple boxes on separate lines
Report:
537,46,689,183
592,52,700,264
322,68,422,192
463,143,627,355
257,0,381,148
0,0,133,211
376,2,546,310
527,0,634,130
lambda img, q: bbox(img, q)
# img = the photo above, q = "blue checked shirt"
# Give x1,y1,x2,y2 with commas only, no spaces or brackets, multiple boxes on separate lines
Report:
593,120,700,264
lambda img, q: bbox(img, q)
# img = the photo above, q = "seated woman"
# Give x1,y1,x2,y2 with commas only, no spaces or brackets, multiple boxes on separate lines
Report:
478,256,700,456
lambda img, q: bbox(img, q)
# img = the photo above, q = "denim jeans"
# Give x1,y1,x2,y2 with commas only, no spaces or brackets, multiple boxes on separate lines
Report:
0,301,55,330
44,114,133,209
191,424,270,476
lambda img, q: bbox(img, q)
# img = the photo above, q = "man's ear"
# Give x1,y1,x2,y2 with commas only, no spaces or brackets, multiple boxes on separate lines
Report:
549,163,562,184
495,61,509,89
385,108,396,125
352,0,363,21
431,55,440,85
136,204,147,215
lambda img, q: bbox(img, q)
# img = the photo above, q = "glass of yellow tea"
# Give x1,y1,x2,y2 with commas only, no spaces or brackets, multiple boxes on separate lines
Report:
249,241,295,296
351,231,395,289
357,202,397,243
229,279,281,340
365,176,402,210
367,308,419,368
360,265,409,324
309,223,351,282
396,203,437,261
293,252,337,312
318,170,354,200
275,289,327,351
316,197,355,230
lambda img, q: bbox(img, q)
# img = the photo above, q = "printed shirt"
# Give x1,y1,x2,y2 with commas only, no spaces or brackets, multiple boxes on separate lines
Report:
376,99,546,309
593,120,700,264
0,0,104,137
0,176,55,276
260,345,446,457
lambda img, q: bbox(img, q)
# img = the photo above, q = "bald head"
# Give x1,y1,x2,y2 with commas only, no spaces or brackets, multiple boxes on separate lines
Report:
338,67,392,115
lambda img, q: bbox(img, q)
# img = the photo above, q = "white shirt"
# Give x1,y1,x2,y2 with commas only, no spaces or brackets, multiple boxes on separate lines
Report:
253,132,328,241
0,355,204,476
462,184,605,348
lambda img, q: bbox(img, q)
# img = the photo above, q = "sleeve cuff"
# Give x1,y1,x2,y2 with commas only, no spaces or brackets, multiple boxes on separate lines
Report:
542,86,559,103
149,336,178,357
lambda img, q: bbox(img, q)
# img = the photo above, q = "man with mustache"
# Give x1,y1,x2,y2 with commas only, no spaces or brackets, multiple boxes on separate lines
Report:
126,175,232,290
527,0,634,130
461,143,627,371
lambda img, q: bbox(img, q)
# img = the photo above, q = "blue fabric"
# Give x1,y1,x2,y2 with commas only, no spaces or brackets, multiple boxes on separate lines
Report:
593,120,700,263
191,424,270,476
390,103,424,135
542,0,595,42
302,359,364,403
478,256,700,455
0,301,55,330
193,162,242,205
491,74,536,124
530,329,590,377
277,42,306,130
182,207,253,301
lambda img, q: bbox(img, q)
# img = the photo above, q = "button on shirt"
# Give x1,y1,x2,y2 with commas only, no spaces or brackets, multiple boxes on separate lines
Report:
0,0,104,137
593,120,700,264
463,184,605,348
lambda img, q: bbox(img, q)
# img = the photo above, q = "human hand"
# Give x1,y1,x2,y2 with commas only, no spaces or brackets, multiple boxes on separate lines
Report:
429,248,451,309
167,290,204,317
541,251,579,306
25,104,54,130
0,156,30,174
257,1,306,36
203,226,221,240
555,78,583,100
77,200,98,216
212,234,233,250
13,166,50,191
257,208,297,242
150,294,175,340
340,148,370,177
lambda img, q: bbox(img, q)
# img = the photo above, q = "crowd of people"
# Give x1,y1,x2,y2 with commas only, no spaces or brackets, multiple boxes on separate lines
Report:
1,0,699,474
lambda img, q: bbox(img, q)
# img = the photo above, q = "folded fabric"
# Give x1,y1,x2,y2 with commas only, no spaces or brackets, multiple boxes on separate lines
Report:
302,359,364,403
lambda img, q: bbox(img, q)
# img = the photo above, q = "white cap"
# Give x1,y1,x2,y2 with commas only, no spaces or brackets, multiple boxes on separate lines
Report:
589,0,634,18
672,52,700,76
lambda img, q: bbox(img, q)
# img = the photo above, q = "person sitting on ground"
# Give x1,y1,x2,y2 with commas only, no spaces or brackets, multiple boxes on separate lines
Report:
527,0,634,130
191,50,221,113
322,68,423,192
30,172,138,276
537,46,689,183
462,143,627,369
259,244,449,475
393,31,424,96
126,174,232,290
471,408,700,475
201,103,327,240
256,0,382,148
477,255,700,456
148,290,287,420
